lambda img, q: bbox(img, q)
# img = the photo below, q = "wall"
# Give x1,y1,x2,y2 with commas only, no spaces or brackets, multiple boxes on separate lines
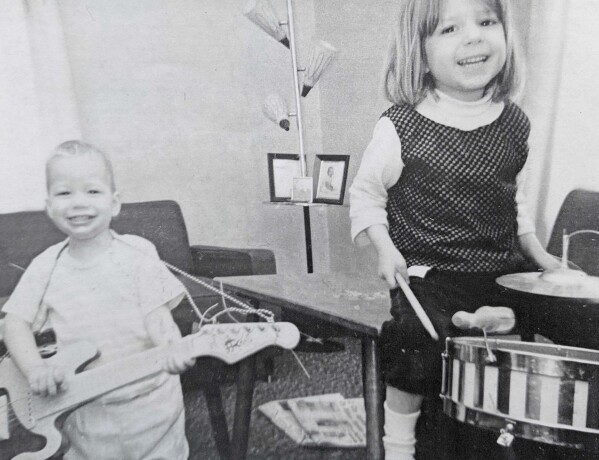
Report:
57,0,327,274
0,1,80,213
313,1,399,275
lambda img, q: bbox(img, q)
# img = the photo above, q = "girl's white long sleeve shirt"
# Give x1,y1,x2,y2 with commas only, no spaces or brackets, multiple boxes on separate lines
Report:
349,90,535,246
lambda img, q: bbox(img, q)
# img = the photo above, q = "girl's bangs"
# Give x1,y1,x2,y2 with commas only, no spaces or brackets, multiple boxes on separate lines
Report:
480,0,506,23
422,0,442,36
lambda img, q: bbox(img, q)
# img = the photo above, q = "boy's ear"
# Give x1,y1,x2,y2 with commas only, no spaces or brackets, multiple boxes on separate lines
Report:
45,198,53,219
111,191,122,217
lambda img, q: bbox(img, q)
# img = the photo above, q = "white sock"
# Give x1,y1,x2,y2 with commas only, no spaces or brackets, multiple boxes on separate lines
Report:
383,402,420,460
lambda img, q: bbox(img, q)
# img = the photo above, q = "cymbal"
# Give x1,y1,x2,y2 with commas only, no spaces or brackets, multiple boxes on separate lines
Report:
496,270,599,300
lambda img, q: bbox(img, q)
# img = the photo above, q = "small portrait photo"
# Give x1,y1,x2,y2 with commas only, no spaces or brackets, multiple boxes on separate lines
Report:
313,155,349,204
267,153,301,202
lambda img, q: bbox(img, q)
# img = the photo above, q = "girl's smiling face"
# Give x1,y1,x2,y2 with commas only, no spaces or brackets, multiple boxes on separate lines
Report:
424,0,507,101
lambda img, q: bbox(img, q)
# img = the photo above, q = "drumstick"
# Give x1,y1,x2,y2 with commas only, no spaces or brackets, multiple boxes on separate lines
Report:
395,274,439,341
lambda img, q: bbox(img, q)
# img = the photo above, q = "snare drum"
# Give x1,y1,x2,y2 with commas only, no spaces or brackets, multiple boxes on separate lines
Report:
441,337,599,452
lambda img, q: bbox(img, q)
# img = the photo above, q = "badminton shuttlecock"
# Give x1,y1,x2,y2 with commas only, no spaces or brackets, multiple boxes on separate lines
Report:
302,40,338,97
243,0,290,48
263,94,290,131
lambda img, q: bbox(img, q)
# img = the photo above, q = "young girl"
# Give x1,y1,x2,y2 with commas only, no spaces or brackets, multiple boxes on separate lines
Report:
3,140,195,459
349,0,560,458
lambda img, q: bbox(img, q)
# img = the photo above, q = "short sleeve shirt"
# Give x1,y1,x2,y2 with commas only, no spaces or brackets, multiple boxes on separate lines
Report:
3,233,185,379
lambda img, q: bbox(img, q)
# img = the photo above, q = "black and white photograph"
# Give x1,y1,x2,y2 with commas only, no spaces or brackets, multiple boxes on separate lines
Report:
1,1,599,459
291,176,313,203
313,154,349,204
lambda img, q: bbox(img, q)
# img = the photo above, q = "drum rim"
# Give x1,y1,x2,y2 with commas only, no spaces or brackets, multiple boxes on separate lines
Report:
448,337,599,366
441,397,599,451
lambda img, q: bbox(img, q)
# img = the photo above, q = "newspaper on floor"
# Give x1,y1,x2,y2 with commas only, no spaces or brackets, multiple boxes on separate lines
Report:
258,393,366,448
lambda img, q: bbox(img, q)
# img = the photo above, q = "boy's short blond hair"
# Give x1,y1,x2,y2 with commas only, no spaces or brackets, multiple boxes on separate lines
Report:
46,140,116,191
382,0,524,106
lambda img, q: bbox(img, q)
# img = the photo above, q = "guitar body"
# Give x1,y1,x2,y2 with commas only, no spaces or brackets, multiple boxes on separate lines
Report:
0,341,98,460
0,322,300,460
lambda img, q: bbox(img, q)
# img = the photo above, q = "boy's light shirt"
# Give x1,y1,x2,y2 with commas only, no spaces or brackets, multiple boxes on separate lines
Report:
2,231,185,402
349,89,535,249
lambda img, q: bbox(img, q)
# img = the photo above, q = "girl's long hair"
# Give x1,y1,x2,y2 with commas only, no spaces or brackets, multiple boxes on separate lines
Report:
382,0,524,106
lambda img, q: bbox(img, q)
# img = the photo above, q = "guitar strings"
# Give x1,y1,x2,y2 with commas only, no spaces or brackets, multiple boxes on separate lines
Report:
121,242,310,376
118,239,277,325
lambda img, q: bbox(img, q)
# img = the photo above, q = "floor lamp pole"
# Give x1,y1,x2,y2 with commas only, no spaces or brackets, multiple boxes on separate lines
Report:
285,0,307,178
285,0,312,272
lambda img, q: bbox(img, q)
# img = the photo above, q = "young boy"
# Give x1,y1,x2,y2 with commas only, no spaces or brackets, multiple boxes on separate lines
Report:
3,140,194,459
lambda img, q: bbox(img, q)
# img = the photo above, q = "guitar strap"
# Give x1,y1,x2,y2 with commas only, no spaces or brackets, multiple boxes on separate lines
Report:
31,241,69,333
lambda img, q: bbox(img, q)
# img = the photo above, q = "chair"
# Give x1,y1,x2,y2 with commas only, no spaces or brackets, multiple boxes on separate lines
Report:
546,189,599,275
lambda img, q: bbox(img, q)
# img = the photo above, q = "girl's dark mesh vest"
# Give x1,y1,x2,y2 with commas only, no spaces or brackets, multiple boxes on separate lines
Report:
384,101,530,273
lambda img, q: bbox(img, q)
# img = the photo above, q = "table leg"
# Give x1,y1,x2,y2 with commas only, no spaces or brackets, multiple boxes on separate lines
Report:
303,205,313,273
231,352,257,460
202,385,232,460
362,336,384,460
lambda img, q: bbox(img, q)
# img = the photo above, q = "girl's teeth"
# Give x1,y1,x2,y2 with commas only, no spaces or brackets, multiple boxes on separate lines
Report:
459,57,487,65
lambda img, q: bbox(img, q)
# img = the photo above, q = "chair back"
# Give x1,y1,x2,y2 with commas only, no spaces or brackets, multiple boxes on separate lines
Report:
546,189,599,276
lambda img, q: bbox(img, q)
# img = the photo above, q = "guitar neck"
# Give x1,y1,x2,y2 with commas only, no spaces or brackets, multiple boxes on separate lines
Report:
33,322,299,420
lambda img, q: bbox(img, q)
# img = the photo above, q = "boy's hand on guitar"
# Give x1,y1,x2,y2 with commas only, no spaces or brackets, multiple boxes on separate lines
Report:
377,248,408,289
164,345,196,375
28,363,68,396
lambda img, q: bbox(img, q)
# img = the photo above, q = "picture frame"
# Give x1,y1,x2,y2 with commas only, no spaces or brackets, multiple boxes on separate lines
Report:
267,153,302,202
313,154,350,204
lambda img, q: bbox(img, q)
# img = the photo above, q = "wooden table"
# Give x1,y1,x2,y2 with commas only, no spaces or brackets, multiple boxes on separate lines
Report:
216,272,392,460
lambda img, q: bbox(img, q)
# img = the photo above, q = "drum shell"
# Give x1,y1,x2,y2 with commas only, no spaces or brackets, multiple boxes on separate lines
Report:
441,337,599,452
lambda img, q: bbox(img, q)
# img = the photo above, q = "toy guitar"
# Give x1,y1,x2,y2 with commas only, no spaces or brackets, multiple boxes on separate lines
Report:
0,322,300,460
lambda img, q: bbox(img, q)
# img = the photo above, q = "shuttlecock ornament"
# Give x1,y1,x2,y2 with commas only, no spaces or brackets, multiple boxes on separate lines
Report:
302,40,338,97
243,0,290,48
263,94,290,131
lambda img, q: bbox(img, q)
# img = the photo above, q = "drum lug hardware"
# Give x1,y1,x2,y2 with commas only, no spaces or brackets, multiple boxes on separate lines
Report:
496,422,515,447
441,350,449,395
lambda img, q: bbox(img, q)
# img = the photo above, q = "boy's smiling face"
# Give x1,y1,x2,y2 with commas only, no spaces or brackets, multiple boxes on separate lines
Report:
46,153,121,242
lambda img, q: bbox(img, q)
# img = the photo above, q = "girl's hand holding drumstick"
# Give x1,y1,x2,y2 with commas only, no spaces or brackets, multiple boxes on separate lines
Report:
395,274,439,341
366,224,439,340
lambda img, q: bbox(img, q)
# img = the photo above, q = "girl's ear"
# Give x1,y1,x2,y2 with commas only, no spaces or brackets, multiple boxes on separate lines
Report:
111,191,122,217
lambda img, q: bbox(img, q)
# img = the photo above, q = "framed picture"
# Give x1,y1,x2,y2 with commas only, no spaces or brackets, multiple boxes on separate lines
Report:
313,154,349,204
267,153,301,202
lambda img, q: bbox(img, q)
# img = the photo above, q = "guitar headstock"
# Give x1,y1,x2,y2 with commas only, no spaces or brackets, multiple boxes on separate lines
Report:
183,322,300,364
